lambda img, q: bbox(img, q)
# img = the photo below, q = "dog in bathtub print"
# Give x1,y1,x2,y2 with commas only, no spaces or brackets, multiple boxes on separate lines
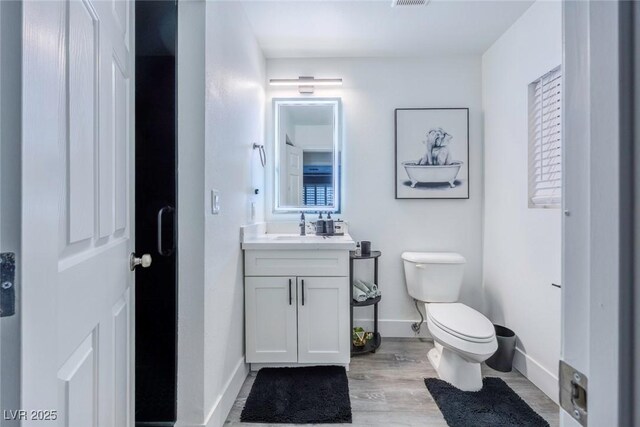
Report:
402,127,463,188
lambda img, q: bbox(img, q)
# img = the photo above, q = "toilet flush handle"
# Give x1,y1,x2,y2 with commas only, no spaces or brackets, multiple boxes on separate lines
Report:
415,264,426,269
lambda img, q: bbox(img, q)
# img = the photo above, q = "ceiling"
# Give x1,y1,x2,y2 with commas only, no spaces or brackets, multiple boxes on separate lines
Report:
240,0,534,58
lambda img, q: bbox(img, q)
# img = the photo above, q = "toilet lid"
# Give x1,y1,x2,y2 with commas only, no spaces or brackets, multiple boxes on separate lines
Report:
427,303,495,342
401,252,466,264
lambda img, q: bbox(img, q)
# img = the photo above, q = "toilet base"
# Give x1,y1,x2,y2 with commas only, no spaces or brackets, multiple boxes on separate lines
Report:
428,343,483,392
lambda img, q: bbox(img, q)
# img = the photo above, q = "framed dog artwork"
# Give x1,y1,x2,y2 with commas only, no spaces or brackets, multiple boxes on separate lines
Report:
395,108,469,199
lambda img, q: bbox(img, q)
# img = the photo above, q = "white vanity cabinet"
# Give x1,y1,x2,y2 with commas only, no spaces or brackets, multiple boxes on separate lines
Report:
296,276,349,363
244,249,350,367
245,276,298,363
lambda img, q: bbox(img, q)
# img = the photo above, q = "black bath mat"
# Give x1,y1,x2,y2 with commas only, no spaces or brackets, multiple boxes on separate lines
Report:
425,377,549,427
241,365,352,424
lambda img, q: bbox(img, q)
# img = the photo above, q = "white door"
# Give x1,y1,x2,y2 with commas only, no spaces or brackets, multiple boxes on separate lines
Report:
297,277,349,364
286,145,303,206
245,277,298,363
21,1,135,426
562,2,636,426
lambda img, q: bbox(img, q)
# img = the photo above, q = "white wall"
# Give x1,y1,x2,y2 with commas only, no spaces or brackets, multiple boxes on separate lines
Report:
266,57,484,337
177,1,206,424
177,1,265,426
203,1,265,425
482,1,562,401
294,125,333,150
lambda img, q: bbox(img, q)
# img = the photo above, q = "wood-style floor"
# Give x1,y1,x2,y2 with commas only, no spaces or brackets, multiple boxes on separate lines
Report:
225,338,559,426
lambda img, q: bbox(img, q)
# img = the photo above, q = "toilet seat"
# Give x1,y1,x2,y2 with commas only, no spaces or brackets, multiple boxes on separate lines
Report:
426,314,497,360
427,303,495,343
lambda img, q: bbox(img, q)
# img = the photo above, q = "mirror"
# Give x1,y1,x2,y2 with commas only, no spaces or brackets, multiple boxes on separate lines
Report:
274,98,341,212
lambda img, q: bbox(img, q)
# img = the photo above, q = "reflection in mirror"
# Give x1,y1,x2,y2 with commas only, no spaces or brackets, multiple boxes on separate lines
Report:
274,98,341,212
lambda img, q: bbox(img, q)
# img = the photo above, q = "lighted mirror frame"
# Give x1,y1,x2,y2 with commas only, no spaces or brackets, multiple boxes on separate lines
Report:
273,98,342,213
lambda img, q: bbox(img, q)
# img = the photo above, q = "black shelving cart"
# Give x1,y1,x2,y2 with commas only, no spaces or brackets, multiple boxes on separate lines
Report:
350,250,382,355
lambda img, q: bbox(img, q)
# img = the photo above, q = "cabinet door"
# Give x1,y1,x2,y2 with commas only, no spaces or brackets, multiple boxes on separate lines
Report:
297,277,350,364
245,277,297,363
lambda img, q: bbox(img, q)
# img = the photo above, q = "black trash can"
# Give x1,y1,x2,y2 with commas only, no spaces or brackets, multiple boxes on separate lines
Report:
486,325,516,372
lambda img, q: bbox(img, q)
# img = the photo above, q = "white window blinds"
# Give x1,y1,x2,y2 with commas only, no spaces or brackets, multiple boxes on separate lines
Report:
528,66,562,208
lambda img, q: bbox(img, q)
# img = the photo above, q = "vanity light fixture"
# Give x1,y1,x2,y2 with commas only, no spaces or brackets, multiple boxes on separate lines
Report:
269,76,343,94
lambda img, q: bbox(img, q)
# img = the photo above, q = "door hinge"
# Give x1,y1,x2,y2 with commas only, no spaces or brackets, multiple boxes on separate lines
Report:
0,253,16,318
559,360,588,426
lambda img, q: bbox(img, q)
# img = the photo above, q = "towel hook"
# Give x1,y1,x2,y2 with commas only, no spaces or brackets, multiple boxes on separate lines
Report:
253,143,266,167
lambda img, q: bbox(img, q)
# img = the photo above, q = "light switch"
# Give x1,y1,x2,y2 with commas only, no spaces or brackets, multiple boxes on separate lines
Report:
211,190,220,215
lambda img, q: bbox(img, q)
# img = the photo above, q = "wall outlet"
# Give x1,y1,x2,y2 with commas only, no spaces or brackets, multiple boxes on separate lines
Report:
211,190,220,215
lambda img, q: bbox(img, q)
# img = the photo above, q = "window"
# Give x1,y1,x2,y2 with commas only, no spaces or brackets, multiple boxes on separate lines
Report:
302,163,338,207
528,66,562,208
303,184,333,206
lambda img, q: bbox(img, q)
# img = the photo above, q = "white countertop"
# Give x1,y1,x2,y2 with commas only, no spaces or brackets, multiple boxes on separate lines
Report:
242,232,356,251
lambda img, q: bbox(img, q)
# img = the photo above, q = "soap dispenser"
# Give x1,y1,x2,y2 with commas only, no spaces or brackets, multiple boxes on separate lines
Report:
316,212,326,235
326,212,335,235
299,211,306,236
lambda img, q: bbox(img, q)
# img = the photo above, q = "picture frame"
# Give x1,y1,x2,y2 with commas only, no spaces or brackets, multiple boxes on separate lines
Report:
394,108,469,199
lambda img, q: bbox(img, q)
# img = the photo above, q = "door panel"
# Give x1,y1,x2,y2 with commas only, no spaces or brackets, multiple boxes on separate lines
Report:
57,332,97,427
287,174,301,206
113,56,129,233
68,0,98,243
112,291,131,427
245,277,298,363
113,0,129,42
286,145,302,206
297,277,349,364
22,1,135,426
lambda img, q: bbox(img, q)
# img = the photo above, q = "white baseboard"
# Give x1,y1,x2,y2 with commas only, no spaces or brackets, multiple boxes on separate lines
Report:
513,347,559,403
353,318,431,338
203,357,249,427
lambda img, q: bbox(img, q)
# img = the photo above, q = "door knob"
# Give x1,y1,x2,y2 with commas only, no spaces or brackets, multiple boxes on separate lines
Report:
130,253,152,271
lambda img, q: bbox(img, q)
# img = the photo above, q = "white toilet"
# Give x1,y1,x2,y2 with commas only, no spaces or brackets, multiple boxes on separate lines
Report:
401,252,497,391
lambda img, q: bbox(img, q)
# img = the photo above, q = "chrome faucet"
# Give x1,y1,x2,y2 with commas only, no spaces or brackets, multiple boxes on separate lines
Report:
299,212,306,236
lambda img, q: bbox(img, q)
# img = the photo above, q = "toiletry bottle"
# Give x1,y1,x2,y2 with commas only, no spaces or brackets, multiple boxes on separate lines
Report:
355,242,361,256
326,212,335,235
316,212,326,235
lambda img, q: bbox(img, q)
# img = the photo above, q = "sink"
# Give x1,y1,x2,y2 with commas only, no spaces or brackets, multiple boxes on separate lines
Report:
241,229,355,250
274,235,330,241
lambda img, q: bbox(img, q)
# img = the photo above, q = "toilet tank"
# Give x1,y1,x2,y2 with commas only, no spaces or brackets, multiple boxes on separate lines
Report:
401,252,466,302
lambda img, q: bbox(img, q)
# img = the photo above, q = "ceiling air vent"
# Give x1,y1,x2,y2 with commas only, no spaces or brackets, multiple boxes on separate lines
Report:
392,0,430,6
